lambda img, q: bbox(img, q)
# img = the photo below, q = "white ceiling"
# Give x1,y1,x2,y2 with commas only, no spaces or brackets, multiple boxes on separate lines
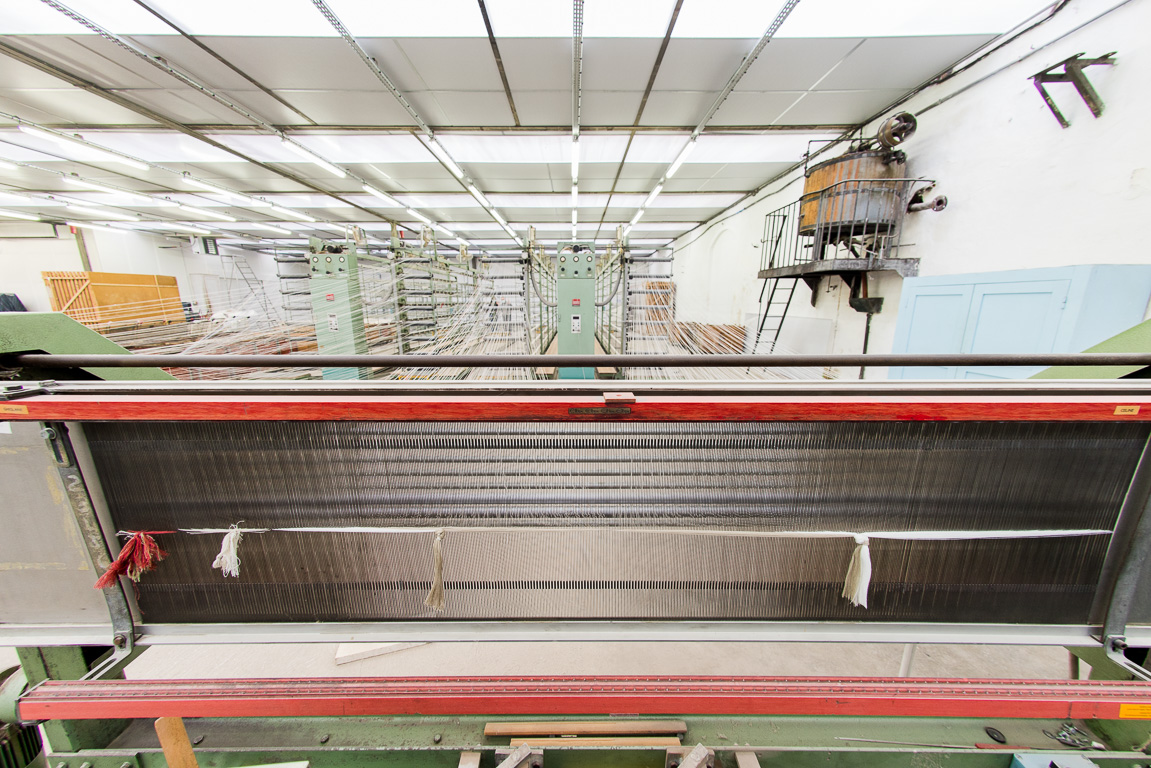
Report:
0,0,1052,251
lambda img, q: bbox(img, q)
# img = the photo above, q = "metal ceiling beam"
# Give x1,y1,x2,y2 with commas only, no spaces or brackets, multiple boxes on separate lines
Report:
311,0,521,246
0,40,395,226
19,124,855,133
572,0,584,142
477,0,520,127
593,0,685,240
129,0,318,126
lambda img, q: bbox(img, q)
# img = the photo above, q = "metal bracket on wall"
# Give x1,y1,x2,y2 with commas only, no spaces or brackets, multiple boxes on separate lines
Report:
1031,52,1116,128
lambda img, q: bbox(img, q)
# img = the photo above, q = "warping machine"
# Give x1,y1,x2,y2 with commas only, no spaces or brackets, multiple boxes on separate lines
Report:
6,341,1151,767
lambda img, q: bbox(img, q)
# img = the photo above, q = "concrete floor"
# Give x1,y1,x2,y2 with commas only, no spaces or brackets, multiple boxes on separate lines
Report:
122,641,1074,680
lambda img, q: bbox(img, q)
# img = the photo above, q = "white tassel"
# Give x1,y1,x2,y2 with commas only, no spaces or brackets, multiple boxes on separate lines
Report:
424,529,446,612
842,534,872,608
212,525,244,578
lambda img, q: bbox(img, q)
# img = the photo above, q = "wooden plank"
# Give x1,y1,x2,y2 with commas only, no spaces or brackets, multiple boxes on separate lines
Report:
458,752,481,768
509,737,681,747
735,752,761,768
486,720,686,737
154,716,199,768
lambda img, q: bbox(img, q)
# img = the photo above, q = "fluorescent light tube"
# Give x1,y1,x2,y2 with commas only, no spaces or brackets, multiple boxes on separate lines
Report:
467,184,491,208
67,221,128,233
362,185,399,206
571,209,577,225
181,175,248,202
572,183,578,208
179,204,236,222
629,209,644,226
246,222,294,235
425,139,464,179
666,139,696,179
281,138,347,178
642,183,664,209
571,139,579,181
20,125,149,170
65,203,138,221
268,204,316,222
0,208,39,221
0,159,17,170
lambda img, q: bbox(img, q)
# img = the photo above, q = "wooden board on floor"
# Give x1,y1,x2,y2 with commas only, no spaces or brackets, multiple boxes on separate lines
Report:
486,720,687,737
510,736,682,747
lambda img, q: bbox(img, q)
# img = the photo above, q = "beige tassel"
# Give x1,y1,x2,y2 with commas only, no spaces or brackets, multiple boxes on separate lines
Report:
842,534,872,608
424,529,446,612
211,525,244,578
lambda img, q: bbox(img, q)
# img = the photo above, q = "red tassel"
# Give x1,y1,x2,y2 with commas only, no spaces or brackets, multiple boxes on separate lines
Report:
94,531,172,589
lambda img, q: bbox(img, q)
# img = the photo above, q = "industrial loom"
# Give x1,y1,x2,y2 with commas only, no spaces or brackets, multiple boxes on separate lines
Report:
5,338,1151,766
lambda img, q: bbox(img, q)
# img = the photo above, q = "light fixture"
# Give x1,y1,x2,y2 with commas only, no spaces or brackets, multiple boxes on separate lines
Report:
181,174,248,202
246,222,294,235
571,139,579,181
457,237,471,247
178,204,237,222
501,223,518,239
65,203,138,221
571,209,577,226
268,204,316,222
492,210,508,227
467,184,492,208
0,208,39,221
0,159,16,171
666,139,697,179
242,196,271,208
280,138,346,178
572,225,577,239
20,125,149,170
407,209,433,226
362,184,399,206
66,221,129,233
623,224,632,237
424,138,465,180
572,183,578,208
642,183,664,209
152,198,179,207
435,224,456,238
154,222,213,235
629,209,644,227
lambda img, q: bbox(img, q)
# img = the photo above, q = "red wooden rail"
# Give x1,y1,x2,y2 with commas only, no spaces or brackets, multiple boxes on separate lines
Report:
3,393,1151,422
19,676,1151,721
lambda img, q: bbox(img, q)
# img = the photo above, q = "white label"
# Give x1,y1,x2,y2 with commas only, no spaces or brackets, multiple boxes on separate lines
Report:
327,313,339,331
571,315,582,334
0,422,10,434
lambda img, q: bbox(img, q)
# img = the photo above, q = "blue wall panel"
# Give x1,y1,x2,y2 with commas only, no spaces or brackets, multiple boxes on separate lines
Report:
890,266,1151,379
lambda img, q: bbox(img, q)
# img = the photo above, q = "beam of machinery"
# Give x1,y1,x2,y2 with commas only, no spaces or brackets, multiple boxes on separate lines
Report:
10,352,1151,369
20,676,1151,721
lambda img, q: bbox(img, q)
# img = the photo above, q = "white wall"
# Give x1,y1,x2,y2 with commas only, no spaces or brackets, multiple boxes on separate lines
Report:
670,0,1149,370
0,223,280,316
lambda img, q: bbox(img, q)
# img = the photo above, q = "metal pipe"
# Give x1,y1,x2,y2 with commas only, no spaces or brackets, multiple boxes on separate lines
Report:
10,352,1151,369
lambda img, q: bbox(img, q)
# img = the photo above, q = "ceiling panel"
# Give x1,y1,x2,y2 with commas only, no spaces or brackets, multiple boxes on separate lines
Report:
816,35,995,90
652,39,755,92
776,89,907,125
218,90,315,126
408,91,514,127
203,38,382,91
127,35,260,92
582,38,663,91
267,91,420,126
577,91,644,126
637,91,715,126
505,91,569,126
0,89,156,125
8,36,168,90
735,38,862,91
390,39,504,92
111,89,255,125
707,91,804,126
497,39,571,92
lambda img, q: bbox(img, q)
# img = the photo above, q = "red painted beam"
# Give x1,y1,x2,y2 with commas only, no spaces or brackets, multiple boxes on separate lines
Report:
3,394,1151,422
19,676,1151,721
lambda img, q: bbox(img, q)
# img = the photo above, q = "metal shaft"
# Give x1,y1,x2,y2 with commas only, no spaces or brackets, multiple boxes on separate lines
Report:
10,352,1151,369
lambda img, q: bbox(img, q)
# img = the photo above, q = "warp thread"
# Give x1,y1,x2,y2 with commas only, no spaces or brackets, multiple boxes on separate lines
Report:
841,534,872,608
211,525,244,578
94,531,171,589
424,528,446,612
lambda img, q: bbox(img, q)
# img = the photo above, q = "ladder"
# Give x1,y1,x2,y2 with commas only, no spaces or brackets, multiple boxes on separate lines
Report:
222,253,279,322
753,209,798,352
274,254,312,324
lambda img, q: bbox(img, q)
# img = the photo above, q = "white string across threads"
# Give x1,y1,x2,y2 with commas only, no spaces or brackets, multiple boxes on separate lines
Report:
175,526,1111,609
